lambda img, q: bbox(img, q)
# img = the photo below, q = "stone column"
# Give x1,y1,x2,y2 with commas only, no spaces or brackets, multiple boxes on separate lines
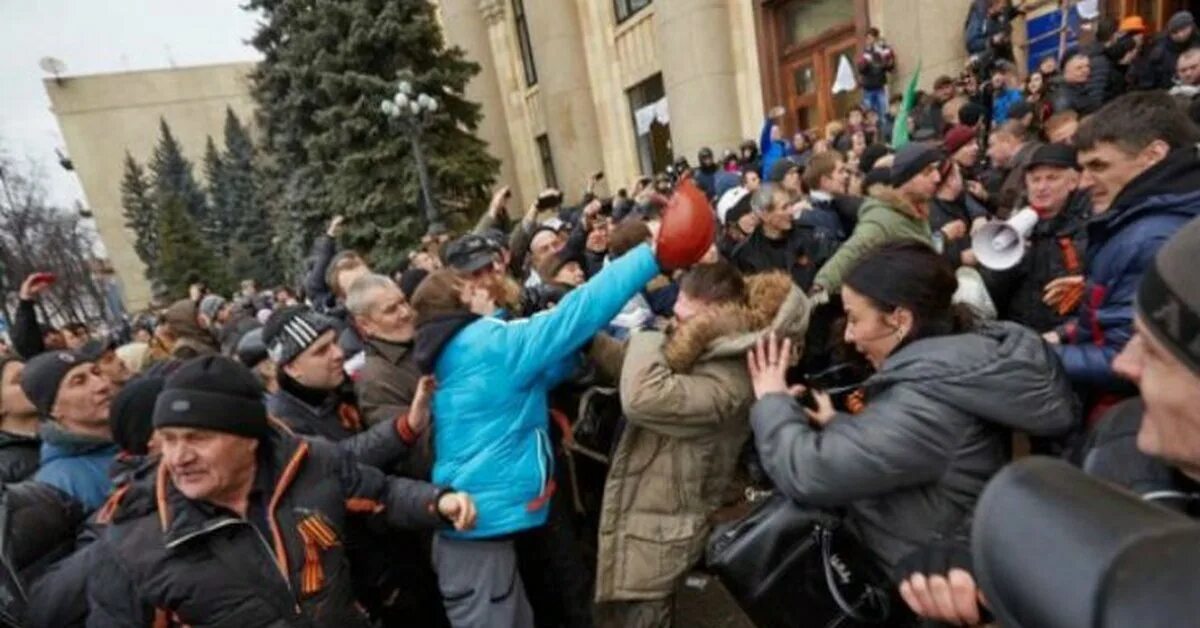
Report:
438,0,524,208
654,0,744,162
477,0,542,207
524,0,604,194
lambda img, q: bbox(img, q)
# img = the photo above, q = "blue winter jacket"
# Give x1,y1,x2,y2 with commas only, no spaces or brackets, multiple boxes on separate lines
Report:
35,423,118,512
1054,147,1200,391
759,118,791,180
425,244,660,539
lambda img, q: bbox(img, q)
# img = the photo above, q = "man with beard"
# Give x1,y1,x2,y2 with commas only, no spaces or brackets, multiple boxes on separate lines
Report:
347,274,423,428
20,350,117,510
588,263,809,627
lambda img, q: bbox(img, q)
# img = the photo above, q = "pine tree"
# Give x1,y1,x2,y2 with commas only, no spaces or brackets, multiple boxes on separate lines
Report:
154,194,228,299
221,108,282,286
119,153,158,278
149,119,209,227
202,136,235,257
246,0,499,272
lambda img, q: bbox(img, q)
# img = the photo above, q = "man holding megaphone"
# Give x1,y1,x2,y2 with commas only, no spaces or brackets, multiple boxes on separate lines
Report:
977,143,1090,333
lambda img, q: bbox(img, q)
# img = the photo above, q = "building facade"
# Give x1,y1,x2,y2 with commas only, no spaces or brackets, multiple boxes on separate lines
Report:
437,0,986,207
45,62,257,310
48,0,1181,310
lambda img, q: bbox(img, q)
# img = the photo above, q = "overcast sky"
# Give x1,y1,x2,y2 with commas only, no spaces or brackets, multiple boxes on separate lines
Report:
0,1,262,207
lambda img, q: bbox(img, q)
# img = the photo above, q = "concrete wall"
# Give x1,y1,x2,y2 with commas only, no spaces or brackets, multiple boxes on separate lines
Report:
44,62,257,310
442,0,766,203
867,0,972,91
438,0,526,208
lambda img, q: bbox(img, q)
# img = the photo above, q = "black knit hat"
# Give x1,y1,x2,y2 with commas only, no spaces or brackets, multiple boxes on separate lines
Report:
890,143,944,187
110,375,164,455
1137,217,1200,376
262,306,337,367
399,267,430,301
20,351,90,419
153,356,268,439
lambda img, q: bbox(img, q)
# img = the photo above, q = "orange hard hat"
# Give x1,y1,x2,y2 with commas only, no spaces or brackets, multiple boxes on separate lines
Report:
1120,15,1147,33
655,176,715,270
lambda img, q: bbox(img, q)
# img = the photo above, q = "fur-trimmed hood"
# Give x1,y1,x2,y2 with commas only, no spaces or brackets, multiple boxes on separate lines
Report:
663,272,811,372
863,185,927,220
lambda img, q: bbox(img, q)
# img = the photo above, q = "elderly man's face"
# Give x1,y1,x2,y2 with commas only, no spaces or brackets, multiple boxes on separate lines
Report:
359,283,415,344
529,230,559,270
160,427,258,505
1114,321,1200,477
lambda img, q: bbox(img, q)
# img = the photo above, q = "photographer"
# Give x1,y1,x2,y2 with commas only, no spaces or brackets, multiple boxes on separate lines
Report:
747,242,1075,573
858,28,896,121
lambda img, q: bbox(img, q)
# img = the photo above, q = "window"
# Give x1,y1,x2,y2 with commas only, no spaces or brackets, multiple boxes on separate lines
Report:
513,0,537,86
614,0,652,23
783,0,855,48
627,73,672,175
536,134,558,189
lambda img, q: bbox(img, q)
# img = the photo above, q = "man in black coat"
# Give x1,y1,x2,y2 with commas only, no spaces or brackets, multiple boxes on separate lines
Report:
1133,10,1200,90
83,356,476,627
981,144,1090,333
732,184,837,291
1051,53,1103,116
263,307,423,470
0,357,39,483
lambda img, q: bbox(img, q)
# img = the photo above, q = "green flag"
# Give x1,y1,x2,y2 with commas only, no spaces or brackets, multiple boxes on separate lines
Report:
891,61,922,149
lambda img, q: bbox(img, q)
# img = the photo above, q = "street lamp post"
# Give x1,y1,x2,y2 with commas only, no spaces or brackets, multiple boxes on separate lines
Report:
381,76,442,233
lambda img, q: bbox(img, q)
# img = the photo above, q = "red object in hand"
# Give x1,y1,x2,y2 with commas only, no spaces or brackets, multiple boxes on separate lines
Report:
29,272,56,287
656,177,715,270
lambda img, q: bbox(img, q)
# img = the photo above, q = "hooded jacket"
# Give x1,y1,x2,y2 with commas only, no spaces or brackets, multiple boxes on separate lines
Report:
1053,146,1200,391
417,244,660,540
34,422,118,512
812,186,934,293
751,322,1077,572
593,273,810,602
84,427,449,628
982,190,1090,333
0,430,39,483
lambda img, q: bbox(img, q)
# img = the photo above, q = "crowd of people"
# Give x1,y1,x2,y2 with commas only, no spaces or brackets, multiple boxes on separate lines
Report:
3,4,1200,627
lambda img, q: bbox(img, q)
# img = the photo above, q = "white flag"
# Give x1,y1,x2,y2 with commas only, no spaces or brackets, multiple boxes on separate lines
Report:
833,54,858,94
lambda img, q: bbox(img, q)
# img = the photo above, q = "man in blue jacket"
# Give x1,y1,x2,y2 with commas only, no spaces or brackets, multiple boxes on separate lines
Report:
1045,91,1200,420
759,106,791,180
411,238,679,627
19,350,117,510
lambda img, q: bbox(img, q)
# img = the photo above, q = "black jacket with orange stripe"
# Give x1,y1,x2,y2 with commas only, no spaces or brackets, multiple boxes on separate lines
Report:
267,376,417,471
82,427,449,628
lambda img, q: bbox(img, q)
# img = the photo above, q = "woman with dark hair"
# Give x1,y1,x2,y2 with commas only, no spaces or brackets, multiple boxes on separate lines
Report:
746,242,1077,572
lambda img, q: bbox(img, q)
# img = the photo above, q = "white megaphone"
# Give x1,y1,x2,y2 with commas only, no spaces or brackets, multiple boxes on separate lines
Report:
972,207,1038,270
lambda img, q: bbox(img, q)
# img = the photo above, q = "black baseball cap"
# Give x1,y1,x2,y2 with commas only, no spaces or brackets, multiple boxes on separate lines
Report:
443,234,498,273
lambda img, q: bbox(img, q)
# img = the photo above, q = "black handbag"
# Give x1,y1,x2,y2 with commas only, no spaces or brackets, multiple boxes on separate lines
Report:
706,492,896,628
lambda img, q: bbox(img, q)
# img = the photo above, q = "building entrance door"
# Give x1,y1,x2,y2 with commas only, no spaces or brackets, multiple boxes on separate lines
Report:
781,31,859,135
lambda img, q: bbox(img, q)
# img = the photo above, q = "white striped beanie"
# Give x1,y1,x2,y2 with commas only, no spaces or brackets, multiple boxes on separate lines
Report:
262,306,337,366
